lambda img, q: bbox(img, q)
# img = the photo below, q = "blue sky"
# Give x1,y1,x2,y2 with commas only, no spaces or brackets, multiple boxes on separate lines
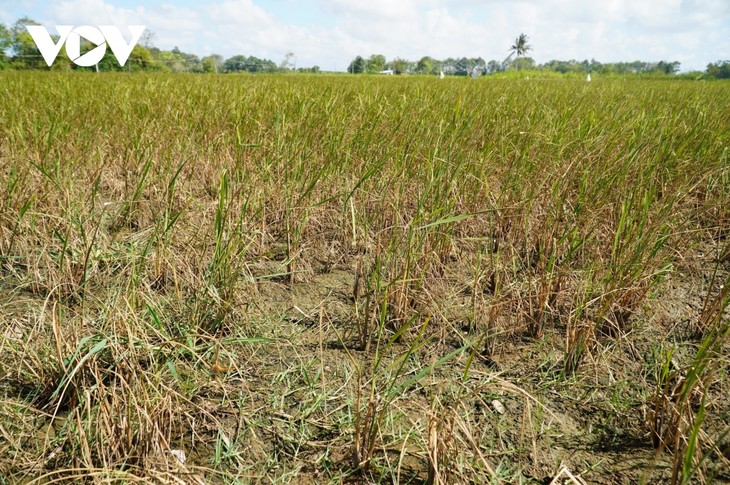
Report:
1,0,728,72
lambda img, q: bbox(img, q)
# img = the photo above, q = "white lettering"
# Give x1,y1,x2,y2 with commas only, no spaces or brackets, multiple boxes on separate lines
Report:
26,25,73,66
99,26,145,67
26,25,146,67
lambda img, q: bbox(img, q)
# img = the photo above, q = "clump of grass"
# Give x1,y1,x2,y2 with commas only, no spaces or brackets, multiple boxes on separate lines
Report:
647,269,730,484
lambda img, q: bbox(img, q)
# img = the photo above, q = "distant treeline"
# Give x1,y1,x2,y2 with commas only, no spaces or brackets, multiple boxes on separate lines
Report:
1,17,728,78
348,54,730,79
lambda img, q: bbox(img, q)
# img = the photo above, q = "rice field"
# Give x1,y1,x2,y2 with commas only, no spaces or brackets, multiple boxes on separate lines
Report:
0,72,728,483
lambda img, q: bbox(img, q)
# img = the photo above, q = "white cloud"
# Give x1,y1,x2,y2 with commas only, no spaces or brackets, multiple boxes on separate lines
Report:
209,0,273,26
51,0,140,25
49,0,202,52
318,0,426,20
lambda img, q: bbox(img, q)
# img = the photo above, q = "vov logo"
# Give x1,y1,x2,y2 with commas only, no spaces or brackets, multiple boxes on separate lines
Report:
26,25,146,67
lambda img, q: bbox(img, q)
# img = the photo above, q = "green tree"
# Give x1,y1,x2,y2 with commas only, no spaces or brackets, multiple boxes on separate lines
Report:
416,56,438,75
511,56,535,71
366,54,385,73
441,57,456,74
509,33,531,59
96,46,125,71
223,55,248,72
94,44,157,71
0,23,10,69
454,57,469,75
348,55,365,73
202,54,223,73
486,60,501,74
706,60,730,79
390,57,408,75
10,17,45,69
223,55,276,73
128,45,155,71
52,49,73,71
656,60,680,74
249,55,277,73
157,49,183,72
152,47,201,72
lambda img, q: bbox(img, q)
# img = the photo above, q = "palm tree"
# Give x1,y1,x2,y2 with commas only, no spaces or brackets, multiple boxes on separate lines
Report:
509,34,531,58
